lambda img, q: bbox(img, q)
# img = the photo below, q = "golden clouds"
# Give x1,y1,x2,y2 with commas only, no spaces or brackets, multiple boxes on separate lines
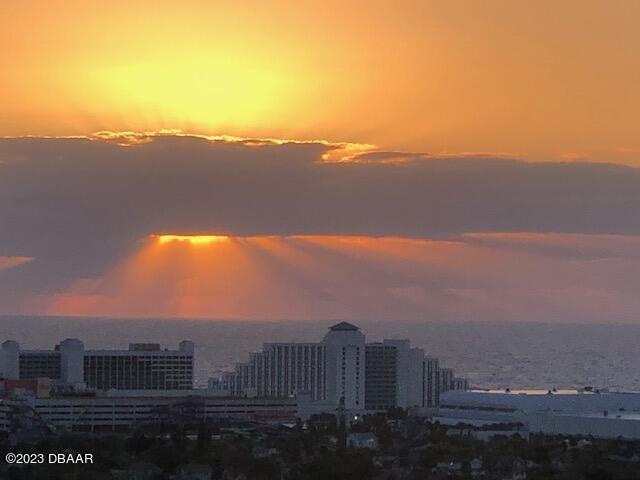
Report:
2,1,639,162
155,235,230,245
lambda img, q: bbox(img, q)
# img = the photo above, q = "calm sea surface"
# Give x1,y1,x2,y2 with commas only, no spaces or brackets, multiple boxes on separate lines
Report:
1,316,638,391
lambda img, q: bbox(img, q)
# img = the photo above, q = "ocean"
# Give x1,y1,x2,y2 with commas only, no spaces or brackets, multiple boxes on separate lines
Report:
1,316,638,391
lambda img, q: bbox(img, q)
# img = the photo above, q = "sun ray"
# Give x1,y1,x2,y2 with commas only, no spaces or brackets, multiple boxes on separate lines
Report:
155,234,230,245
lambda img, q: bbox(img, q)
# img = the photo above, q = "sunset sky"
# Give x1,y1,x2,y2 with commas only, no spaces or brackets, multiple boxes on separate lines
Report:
1,1,640,321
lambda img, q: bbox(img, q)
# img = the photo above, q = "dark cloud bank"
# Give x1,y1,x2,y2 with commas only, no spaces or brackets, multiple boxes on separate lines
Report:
1,135,639,303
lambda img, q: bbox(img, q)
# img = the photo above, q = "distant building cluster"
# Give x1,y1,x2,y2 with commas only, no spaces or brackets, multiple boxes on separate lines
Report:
207,322,467,412
3,324,640,441
0,322,467,434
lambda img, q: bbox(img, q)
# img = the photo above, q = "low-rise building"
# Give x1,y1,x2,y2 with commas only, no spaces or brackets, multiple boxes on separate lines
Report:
32,395,298,432
437,389,640,439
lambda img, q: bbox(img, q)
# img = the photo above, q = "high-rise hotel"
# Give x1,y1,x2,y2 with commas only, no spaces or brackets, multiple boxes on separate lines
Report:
211,322,467,412
0,339,194,391
2,322,466,416
234,343,326,400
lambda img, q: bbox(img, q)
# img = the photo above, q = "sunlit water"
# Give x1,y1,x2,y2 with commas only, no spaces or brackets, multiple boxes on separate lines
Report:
1,316,638,391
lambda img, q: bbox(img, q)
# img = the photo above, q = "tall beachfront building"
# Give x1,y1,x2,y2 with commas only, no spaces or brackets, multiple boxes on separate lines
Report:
209,344,327,401
242,343,326,400
215,322,367,410
364,340,425,410
0,340,194,391
322,322,366,410
364,342,398,410
217,322,467,412
2,324,467,413
439,367,455,395
423,357,440,408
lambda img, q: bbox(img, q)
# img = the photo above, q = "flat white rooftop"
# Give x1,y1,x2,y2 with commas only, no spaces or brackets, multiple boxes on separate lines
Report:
472,389,586,395
440,389,640,416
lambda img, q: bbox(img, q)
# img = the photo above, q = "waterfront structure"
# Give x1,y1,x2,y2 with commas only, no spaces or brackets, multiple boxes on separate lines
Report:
322,322,365,410
216,322,466,413
84,341,194,390
529,411,640,440
253,343,326,400
408,347,426,407
423,357,440,408
32,395,297,432
1,340,194,391
219,322,368,410
210,344,327,401
208,371,242,397
364,342,397,410
452,377,470,391
436,389,640,439
2,323,467,424
0,392,296,433
439,367,454,395
364,340,425,410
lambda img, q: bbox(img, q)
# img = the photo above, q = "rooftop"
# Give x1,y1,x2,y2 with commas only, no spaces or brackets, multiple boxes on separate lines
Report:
471,389,590,396
329,321,360,331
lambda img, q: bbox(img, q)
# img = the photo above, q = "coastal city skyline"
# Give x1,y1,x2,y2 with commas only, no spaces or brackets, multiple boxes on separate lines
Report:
3,2,640,475
2,321,639,444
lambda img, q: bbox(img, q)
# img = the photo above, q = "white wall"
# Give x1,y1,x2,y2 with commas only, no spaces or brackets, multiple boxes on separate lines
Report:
323,324,365,411
530,412,640,440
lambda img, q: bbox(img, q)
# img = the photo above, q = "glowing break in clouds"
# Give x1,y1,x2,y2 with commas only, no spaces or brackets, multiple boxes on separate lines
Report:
155,235,230,245
3,135,640,322
42,233,640,322
91,130,381,163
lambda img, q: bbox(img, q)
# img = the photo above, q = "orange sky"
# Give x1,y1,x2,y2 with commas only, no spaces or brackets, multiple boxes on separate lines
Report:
37,233,640,322
2,2,640,321
2,0,639,163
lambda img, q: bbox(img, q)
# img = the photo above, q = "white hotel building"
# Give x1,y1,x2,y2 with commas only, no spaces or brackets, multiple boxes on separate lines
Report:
244,343,326,400
212,322,466,414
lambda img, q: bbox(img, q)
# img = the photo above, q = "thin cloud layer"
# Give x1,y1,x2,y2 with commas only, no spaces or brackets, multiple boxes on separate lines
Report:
0,257,32,271
1,134,640,320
